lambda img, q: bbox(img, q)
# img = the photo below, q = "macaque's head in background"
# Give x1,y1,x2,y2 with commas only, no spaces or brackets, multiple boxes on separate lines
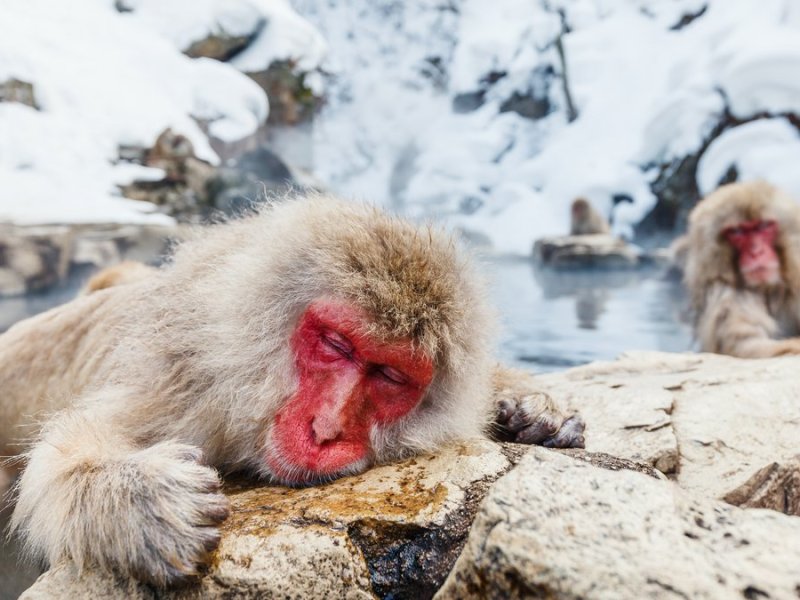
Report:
571,197,590,220
161,195,496,486
722,218,780,287
685,181,800,304
569,197,609,235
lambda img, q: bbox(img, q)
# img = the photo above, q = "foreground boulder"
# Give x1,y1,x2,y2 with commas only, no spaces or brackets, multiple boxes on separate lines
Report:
536,351,800,515
21,441,526,599
436,448,800,599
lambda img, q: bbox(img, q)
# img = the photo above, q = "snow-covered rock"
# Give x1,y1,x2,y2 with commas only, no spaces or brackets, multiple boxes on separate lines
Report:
0,0,325,227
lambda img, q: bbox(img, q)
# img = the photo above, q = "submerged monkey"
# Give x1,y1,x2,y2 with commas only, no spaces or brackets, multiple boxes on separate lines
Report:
1,194,584,587
685,180,800,357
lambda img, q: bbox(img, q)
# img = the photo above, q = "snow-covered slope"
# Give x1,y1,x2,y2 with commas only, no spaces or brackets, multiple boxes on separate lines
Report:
293,0,800,254
0,0,321,225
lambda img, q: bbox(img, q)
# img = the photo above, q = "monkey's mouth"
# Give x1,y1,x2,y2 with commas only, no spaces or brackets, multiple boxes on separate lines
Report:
264,424,371,486
742,264,781,286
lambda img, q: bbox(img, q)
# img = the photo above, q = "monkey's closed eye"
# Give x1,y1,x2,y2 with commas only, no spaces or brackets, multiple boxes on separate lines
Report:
758,220,777,231
375,366,410,385
321,332,354,358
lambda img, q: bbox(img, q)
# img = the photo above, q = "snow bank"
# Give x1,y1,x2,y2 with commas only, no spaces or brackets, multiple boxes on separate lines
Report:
123,0,327,75
697,118,800,197
293,0,800,254
0,0,320,225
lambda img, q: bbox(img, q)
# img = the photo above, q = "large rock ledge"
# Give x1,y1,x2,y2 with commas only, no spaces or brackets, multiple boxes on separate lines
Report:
21,441,521,599
537,351,800,515
436,448,800,599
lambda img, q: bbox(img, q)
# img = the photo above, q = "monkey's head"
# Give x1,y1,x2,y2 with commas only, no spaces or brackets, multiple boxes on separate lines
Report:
685,180,800,304
162,194,496,485
571,197,589,219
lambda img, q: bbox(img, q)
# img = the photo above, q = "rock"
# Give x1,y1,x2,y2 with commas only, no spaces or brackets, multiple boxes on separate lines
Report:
21,440,527,599
533,234,642,269
0,223,178,298
536,351,800,513
452,91,485,113
119,128,227,220
0,78,38,109
245,60,321,125
206,147,298,214
436,447,800,600
498,65,556,120
0,226,72,297
119,128,304,220
184,21,265,62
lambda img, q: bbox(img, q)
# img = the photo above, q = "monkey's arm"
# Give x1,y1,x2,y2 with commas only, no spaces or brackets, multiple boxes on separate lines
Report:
489,365,585,448
696,284,800,358
10,389,229,587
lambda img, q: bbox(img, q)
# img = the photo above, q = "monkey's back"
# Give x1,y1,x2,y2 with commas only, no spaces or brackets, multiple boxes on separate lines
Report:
0,288,130,455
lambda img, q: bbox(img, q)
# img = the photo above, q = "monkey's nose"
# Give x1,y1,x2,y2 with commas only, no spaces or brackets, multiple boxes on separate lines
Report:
311,414,343,445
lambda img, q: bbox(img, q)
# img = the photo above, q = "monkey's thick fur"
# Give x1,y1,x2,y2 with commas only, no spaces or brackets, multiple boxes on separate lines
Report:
1,194,582,586
685,180,800,357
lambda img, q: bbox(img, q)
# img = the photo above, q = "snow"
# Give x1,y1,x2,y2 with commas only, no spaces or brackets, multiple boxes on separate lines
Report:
122,0,327,75
4,0,800,238
291,0,800,254
0,0,320,225
697,118,800,198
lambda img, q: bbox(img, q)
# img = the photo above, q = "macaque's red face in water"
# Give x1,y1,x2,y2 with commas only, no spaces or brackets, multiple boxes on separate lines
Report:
268,300,434,485
723,219,781,287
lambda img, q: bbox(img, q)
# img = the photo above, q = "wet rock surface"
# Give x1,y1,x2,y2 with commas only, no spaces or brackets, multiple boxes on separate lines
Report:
536,351,800,513
533,234,643,270
436,448,800,600
21,441,524,599
0,223,177,298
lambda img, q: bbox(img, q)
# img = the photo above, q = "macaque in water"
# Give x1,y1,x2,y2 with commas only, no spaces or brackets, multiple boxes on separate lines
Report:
1,194,584,587
684,180,800,357
570,197,610,235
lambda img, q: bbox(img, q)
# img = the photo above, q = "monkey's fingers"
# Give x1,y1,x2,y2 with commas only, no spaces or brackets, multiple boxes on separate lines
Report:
542,414,586,449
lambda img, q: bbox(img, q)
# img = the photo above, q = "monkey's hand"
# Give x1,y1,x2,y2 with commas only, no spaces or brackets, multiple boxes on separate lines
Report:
490,365,585,448
11,410,229,588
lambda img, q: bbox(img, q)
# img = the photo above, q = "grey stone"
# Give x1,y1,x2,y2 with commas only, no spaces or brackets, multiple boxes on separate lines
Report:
537,351,800,513
436,448,800,600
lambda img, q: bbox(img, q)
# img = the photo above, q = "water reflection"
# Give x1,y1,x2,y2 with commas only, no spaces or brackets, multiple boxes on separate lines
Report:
487,258,693,372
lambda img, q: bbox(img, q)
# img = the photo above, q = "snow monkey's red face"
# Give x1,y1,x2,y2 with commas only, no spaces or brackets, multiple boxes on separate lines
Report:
267,299,434,485
723,219,781,288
